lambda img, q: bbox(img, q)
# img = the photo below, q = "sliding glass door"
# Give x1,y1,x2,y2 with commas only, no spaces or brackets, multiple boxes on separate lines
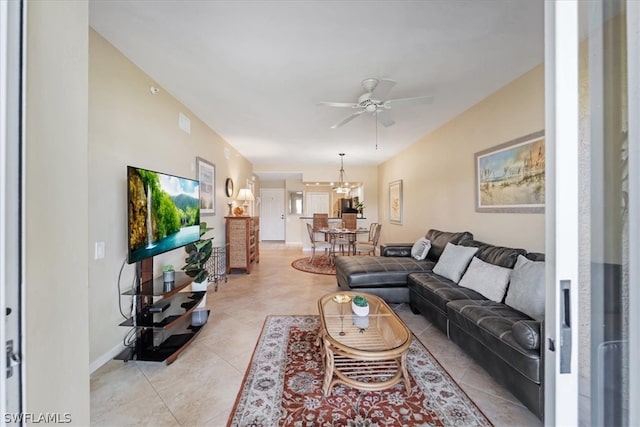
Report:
546,0,638,425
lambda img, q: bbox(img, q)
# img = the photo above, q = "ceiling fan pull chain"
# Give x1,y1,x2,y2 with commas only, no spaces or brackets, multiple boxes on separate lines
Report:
375,110,379,150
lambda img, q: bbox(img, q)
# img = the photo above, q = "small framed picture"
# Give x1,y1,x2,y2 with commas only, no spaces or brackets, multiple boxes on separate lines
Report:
196,157,215,215
389,179,403,224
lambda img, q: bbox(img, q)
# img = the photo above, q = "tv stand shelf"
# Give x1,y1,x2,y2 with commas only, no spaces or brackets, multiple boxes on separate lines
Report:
114,258,209,365
122,271,193,296
118,291,205,329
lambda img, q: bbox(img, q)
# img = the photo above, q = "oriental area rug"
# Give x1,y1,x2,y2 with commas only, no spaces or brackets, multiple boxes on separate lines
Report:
291,255,336,275
227,315,492,427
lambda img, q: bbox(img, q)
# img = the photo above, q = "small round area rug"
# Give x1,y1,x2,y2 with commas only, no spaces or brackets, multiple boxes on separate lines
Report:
291,255,336,275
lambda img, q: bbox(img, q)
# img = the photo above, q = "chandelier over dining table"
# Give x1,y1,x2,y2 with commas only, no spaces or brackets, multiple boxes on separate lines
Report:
333,153,350,194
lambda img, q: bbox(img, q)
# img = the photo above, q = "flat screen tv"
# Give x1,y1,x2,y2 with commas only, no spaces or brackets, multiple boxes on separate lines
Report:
127,166,201,264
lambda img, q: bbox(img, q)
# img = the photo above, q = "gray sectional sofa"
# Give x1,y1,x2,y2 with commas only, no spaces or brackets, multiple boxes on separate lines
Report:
334,229,545,419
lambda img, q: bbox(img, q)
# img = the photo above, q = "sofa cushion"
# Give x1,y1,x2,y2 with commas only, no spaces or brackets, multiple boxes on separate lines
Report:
335,256,435,289
512,320,541,351
424,229,474,262
408,272,486,313
460,239,527,269
411,238,431,260
458,256,512,302
432,243,478,283
446,299,541,384
505,255,545,320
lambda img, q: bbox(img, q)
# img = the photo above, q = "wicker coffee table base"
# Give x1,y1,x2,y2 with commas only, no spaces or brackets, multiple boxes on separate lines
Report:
319,338,411,396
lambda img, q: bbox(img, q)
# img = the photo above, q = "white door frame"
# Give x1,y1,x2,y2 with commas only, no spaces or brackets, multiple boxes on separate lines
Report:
1,0,25,421
544,1,580,424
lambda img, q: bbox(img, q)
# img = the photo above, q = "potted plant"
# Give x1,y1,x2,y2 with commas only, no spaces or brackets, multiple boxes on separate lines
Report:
182,222,214,289
354,201,365,218
351,295,369,316
162,264,175,282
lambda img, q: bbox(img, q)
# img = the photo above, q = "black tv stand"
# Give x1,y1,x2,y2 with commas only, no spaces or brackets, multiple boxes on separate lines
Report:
114,257,209,364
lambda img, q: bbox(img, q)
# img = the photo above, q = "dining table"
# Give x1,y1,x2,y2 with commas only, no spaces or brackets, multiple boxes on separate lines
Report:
319,227,369,262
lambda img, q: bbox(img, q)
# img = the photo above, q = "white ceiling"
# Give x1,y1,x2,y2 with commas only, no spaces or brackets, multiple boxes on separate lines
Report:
89,0,544,172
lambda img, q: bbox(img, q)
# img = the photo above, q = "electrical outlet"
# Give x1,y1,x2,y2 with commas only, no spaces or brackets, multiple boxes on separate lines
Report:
95,242,105,260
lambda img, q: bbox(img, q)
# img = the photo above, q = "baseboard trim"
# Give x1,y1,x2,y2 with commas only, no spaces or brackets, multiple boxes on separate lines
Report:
90,342,126,374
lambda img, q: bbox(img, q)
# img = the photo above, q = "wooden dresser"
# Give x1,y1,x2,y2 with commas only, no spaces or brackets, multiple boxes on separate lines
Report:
225,216,260,274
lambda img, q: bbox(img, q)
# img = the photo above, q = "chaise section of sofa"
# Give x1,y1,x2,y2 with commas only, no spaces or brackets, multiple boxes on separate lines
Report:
334,229,473,303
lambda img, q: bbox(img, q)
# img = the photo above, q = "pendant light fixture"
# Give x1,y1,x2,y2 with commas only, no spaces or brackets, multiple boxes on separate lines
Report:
333,153,350,194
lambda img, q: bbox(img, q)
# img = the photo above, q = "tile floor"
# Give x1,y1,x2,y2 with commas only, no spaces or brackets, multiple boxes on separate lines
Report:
90,243,542,426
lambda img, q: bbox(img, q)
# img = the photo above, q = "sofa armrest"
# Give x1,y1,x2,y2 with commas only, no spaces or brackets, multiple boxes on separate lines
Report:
380,243,413,257
512,320,541,351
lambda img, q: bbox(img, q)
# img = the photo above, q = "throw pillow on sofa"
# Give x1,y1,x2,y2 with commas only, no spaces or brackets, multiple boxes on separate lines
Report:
458,256,512,302
432,242,478,283
505,254,545,320
411,237,431,260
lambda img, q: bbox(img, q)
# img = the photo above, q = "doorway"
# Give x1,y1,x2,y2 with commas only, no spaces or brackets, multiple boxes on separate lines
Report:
260,188,285,240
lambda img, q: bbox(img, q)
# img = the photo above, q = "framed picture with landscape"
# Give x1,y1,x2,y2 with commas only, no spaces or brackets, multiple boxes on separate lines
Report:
389,179,403,224
474,130,545,213
196,157,215,215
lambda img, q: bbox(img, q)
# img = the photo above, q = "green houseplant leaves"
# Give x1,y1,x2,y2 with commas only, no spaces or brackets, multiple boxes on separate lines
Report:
182,222,214,284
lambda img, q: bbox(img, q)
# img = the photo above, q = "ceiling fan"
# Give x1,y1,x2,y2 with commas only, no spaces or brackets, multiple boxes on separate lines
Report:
318,78,433,129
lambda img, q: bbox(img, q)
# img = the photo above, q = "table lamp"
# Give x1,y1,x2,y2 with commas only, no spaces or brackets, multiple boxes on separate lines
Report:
237,188,254,216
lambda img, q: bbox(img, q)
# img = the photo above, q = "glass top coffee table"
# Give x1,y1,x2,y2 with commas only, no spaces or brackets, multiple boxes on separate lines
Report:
317,291,412,396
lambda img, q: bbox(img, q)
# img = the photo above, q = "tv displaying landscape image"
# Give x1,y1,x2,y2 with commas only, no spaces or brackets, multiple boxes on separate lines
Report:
127,166,201,264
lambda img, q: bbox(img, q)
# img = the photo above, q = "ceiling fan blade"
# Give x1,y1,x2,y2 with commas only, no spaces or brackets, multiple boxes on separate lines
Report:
331,110,365,129
384,95,433,109
370,79,396,100
376,110,395,127
318,101,359,108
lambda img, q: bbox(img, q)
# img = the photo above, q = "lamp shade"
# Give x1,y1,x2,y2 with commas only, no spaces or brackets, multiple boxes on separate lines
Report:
237,188,255,202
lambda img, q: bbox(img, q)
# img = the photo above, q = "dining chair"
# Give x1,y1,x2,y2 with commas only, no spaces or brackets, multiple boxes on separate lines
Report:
334,213,358,255
312,213,330,241
368,223,379,241
355,223,382,256
306,223,332,263
341,213,357,230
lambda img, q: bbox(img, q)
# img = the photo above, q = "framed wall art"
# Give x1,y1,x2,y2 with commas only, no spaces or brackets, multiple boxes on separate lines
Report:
196,157,215,215
389,179,403,224
475,130,545,213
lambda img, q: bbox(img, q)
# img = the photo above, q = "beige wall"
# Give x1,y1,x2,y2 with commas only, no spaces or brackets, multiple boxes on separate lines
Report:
25,1,90,423
378,65,545,252
88,30,254,367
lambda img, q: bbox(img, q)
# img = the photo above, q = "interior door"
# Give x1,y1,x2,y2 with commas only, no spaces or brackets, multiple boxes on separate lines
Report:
545,1,637,424
260,188,285,240
1,0,24,419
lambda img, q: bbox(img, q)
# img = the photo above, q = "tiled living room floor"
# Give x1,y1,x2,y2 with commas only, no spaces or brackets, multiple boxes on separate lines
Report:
91,242,542,426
